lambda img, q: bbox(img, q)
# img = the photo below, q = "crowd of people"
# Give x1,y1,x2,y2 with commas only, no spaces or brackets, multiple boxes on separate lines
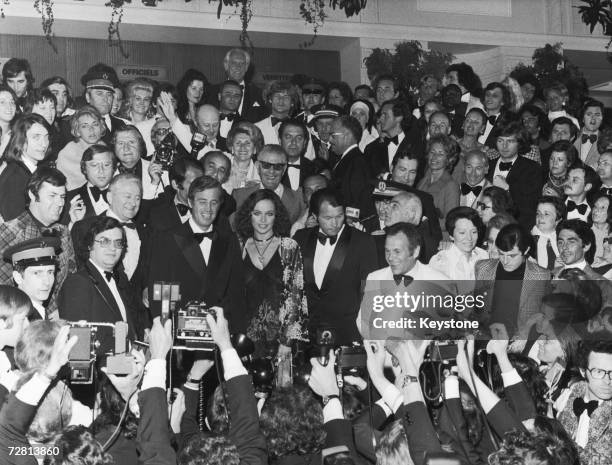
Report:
0,48,611,464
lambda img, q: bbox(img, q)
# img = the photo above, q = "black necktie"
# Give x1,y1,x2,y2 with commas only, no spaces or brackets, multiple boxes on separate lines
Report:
460,183,483,197
602,187,612,196
546,238,556,271
581,133,597,144
271,116,287,126
573,397,598,418
121,221,137,230
103,271,113,282
499,161,513,171
176,203,190,216
194,230,216,243
383,135,399,147
487,115,498,125
393,274,413,286
566,200,588,215
317,232,337,246
90,186,108,203
221,113,237,122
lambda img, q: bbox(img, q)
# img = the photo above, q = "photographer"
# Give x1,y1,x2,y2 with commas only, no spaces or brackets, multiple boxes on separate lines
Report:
178,307,267,465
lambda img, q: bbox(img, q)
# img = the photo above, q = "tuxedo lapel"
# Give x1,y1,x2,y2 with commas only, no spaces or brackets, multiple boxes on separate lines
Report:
204,232,227,285
79,185,96,218
321,227,351,290
86,262,124,322
302,229,317,288
173,225,206,279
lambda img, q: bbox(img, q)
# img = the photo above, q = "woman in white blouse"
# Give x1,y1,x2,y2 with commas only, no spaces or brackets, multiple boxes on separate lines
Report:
430,206,488,283
223,122,262,194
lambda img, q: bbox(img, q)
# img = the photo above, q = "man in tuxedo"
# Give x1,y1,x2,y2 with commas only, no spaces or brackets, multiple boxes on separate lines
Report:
206,48,265,123
487,120,543,230
147,158,203,232
597,151,612,196
0,167,77,315
146,175,246,332
217,80,243,138
459,149,492,209
3,237,60,321
232,145,305,224
279,119,316,191
158,92,228,159
255,81,297,145
479,82,509,148
200,150,236,217
113,126,168,200
329,116,369,207
574,99,605,170
293,188,377,345
564,165,598,222
58,64,126,149
62,144,115,225
554,219,612,308
364,99,418,177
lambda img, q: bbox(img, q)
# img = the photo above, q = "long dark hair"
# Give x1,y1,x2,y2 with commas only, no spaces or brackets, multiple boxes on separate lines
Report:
235,189,291,240
176,69,208,124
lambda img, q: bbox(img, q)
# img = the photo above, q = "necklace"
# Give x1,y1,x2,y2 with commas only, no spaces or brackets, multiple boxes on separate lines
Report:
253,236,275,265
548,173,566,188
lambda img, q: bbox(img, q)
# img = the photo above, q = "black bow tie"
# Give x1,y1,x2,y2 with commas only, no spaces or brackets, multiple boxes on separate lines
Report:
566,200,588,215
118,164,138,175
383,135,399,147
221,113,237,122
103,271,113,282
176,203,190,216
121,221,137,230
194,230,216,243
393,274,413,286
573,397,599,418
499,161,513,171
271,116,287,126
317,232,337,246
487,115,498,125
287,163,301,169
90,186,108,203
582,133,597,144
461,183,483,197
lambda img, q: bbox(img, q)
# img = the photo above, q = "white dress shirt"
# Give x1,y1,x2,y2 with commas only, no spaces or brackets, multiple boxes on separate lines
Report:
106,210,141,280
174,195,190,223
313,225,345,288
287,158,301,191
189,217,213,265
580,131,597,162
563,259,587,271
31,300,46,320
459,179,486,208
493,156,518,186
478,112,500,145
386,132,405,171
565,198,591,222
429,244,488,281
87,182,110,215
21,156,37,174
89,259,127,322
531,226,559,269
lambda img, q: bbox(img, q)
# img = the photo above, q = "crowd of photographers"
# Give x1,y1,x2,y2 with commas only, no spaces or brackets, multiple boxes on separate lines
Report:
0,50,612,464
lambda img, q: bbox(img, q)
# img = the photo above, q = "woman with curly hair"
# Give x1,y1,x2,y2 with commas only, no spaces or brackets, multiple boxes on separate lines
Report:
259,385,326,464
235,189,308,385
176,69,208,127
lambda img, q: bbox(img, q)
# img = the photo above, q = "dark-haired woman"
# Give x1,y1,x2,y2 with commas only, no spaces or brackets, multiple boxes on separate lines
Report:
235,189,308,386
58,216,143,356
0,113,52,220
176,69,208,127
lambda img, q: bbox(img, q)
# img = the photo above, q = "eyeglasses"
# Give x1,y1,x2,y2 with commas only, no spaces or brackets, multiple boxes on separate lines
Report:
587,367,612,381
94,238,126,249
259,161,286,172
476,202,492,210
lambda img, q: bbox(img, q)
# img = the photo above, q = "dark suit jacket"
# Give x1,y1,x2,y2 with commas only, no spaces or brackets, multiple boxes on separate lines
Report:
233,185,305,225
146,191,184,232
136,387,176,465
60,183,101,225
487,156,543,230
281,156,316,190
207,81,267,123
0,161,31,221
57,261,145,354
146,220,247,333
364,129,425,178
293,226,378,345
331,146,370,208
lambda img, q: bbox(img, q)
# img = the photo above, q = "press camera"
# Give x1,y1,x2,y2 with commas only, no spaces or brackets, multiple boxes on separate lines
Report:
175,302,217,351
154,132,178,170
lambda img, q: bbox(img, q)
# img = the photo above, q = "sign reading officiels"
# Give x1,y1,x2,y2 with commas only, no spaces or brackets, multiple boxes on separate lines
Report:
114,65,168,82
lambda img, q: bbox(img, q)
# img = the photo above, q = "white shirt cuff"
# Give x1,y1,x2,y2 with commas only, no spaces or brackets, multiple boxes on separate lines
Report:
16,373,52,405
184,381,199,391
375,398,393,417
221,348,248,380
323,397,343,422
501,368,522,387
444,376,460,399
141,359,167,390
382,383,403,413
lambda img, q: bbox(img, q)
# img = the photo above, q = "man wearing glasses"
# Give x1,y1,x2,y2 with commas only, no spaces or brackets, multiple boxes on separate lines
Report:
232,144,305,225
557,340,612,464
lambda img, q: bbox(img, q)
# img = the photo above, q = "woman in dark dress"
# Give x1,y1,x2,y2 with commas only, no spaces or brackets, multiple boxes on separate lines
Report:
235,189,308,386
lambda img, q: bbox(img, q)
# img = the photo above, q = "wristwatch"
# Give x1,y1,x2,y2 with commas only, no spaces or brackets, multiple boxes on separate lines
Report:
322,394,340,406
402,374,418,388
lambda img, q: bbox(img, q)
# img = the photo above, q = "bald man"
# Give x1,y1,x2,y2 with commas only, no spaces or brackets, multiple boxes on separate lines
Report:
157,93,229,159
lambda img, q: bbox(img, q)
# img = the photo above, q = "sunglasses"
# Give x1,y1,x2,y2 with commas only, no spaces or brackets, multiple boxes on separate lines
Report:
259,161,286,172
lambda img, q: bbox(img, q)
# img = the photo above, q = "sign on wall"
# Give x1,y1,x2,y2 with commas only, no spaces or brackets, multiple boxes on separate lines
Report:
114,64,168,81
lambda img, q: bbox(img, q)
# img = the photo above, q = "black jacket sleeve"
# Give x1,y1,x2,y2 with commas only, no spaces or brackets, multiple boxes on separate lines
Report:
398,402,443,465
136,387,176,465
0,395,38,465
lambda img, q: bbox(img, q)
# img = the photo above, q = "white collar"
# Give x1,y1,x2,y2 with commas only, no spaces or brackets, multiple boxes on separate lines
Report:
460,92,471,103
274,184,284,197
531,225,556,238
318,224,345,240
564,259,587,270
31,300,45,318
393,260,421,276
498,155,518,166
106,209,131,224
20,156,37,173
189,217,212,233
342,144,358,158
89,259,114,280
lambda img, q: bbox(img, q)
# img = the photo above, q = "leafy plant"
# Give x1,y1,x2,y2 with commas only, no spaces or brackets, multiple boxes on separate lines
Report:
106,0,131,58
33,0,57,52
576,0,612,34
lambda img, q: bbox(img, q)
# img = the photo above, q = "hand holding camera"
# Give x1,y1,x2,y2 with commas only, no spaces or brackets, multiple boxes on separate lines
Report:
309,349,340,398
44,325,78,379
205,307,232,352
